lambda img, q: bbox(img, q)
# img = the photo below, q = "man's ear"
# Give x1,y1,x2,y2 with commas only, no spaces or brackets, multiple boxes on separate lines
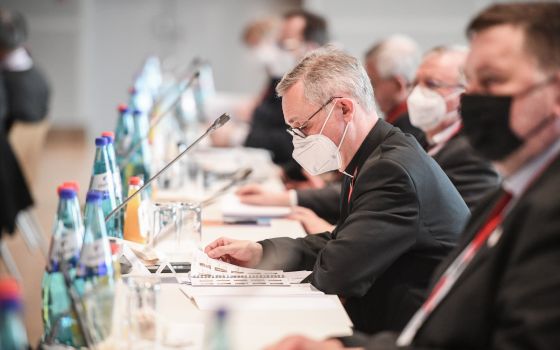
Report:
393,75,410,95
339,98,355,123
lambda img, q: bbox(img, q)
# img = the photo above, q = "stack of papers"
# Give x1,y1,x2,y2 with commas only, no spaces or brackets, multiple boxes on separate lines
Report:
184,251,325,311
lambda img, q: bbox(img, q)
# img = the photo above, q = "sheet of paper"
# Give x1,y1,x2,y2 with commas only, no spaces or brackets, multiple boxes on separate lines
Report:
221,193,291,218
160,322,204,350
193,295,340,311
284,270,313,284
190,249,283,276
180,284,323,298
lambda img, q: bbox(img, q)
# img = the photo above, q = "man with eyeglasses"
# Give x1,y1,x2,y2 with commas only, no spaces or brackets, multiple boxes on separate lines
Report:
407,46,499,210
205,46,470,334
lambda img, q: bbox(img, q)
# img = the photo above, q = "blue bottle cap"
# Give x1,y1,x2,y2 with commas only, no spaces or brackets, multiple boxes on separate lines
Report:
132,109,143,116
86,191,102,203
95,137,108,146
102,135,114,144
59,188,77,199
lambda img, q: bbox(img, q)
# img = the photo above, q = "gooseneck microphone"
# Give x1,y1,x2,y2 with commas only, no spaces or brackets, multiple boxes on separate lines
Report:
105,113,231,222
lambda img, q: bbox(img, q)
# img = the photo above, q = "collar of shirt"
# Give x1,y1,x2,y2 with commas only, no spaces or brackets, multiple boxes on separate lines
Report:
428,120,462,156
502,139,560,199
385,100,408,125
2,47,33,72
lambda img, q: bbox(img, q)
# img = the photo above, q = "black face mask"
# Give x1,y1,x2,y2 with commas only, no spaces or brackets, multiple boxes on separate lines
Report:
460,94,522,161
460,77,557,161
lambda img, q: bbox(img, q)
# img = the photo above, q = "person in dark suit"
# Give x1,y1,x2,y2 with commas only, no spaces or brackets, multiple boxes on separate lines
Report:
244,10,329,170
206,46,470,334
0,9,36,236
0,71,33,237
407,46,500,210
265,3,560,349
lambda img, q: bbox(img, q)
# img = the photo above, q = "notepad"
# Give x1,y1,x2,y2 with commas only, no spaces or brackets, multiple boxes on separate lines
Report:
221,194,291,218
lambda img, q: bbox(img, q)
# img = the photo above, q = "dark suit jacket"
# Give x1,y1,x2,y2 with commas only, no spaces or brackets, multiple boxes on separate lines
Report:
432,132,500,211
0,73,34,235
244,77,293,165
258,120,470,334
296,182,341,224
393,112,428,150
362,153,560,349
2,65,50,132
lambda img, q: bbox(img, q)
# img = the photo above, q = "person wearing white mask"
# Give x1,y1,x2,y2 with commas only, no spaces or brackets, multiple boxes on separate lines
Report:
407,46,499,210
244,10,329,176
205,46,470,334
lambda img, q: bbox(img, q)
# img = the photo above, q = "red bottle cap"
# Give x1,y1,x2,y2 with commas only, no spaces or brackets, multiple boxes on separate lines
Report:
117,103,128,113
101,131,115,139
129,176,141,186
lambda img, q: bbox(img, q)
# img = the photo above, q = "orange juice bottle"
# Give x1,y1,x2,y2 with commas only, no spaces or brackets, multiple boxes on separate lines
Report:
123,176,147,243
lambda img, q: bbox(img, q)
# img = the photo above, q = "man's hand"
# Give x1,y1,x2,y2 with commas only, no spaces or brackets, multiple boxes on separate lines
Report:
236,184,290,206
264,335,355,350
288,206,335,234
204,237,263,268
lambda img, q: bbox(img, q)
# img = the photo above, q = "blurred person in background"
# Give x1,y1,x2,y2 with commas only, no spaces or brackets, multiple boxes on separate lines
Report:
0,8,49,133
0,8,41,237
364,35,427,148
243,9,329,181
407,45,499,210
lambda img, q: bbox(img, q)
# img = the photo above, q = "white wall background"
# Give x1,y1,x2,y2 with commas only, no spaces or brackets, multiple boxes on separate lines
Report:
3,0,503,138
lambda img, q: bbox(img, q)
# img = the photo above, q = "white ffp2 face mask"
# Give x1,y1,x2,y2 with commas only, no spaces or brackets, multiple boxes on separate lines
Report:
407,85,461,131
292,103,350,176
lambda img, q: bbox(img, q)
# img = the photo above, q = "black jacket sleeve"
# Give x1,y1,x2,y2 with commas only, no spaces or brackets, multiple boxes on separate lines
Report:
296,182,341,224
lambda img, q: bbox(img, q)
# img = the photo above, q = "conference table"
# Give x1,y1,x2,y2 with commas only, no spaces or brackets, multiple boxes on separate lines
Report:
112,147,353,350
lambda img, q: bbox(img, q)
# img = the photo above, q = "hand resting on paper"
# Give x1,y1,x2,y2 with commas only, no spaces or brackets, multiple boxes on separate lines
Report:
235,184,291,206
204,237,263,268
288,206,335,234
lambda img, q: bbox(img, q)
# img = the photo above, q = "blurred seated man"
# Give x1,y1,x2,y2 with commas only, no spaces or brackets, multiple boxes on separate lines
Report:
244,9,328,176
206,46,470,334
265,2,560,349
407,45,500,210
364,35,427,148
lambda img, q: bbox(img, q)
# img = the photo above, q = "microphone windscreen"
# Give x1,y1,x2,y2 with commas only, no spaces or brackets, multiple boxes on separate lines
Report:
210,113,231,130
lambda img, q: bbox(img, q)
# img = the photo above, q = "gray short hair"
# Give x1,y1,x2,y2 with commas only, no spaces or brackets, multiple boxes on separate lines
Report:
424,45,469,86
276,45,375,112
365,34,420,84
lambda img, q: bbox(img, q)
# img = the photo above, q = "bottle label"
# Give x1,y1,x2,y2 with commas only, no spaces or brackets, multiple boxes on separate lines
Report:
116,135,132,155
90,172,112,192
80,239,110,268
113,172,123,198
51,227,83,262
138,201,150,239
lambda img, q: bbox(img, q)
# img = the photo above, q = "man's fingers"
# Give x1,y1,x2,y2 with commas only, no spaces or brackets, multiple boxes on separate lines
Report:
238,194,263,205
206,245,233,259
235,184,262,195
204,237,232,253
